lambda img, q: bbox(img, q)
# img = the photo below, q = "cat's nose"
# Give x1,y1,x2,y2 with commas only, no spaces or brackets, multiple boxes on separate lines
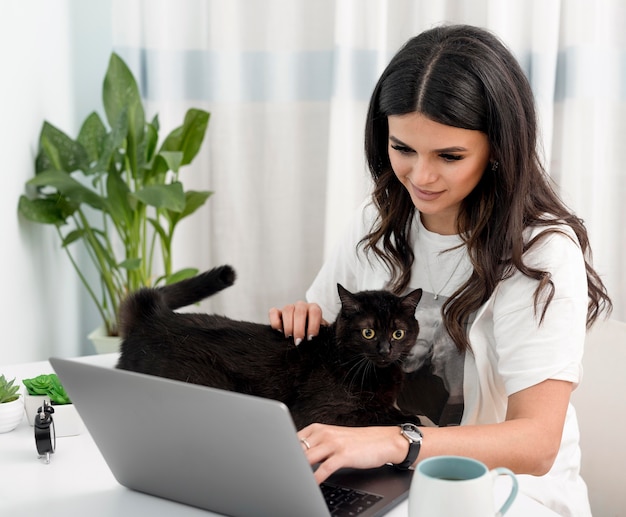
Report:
378,342,391,356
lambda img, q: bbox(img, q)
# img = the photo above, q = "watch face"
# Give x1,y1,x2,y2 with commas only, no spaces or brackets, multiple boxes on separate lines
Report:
401,423,423,442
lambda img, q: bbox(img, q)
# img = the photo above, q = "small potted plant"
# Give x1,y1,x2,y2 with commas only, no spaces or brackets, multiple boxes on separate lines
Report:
22,374,82,437
0,375,24,433
18,52,212,349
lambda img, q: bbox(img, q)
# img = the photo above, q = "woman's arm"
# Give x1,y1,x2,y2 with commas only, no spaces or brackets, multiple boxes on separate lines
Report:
298,378,572,484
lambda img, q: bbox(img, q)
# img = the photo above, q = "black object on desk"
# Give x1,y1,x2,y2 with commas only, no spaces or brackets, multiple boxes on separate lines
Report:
34,400,56,463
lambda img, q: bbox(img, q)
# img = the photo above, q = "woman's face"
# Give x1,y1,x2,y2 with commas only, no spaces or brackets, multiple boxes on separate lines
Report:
387,112,491,235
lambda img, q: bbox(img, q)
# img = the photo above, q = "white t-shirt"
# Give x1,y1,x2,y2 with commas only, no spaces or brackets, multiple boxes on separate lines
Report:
306,201,591,517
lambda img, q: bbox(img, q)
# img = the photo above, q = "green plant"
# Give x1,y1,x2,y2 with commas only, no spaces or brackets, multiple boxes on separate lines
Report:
22,374,71,405
18,52,212,336
0,375,20,404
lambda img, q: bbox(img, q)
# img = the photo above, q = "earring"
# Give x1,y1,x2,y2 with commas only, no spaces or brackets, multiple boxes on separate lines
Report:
491,161,499,172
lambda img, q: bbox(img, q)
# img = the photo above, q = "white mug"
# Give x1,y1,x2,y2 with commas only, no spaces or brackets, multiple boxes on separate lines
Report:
408,455,518,517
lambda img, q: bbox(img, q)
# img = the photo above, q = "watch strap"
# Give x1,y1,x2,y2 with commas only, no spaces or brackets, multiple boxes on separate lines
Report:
393,423,422,470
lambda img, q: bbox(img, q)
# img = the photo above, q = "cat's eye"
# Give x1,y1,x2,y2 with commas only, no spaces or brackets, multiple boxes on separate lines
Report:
392,330,405,340
362,329,376,339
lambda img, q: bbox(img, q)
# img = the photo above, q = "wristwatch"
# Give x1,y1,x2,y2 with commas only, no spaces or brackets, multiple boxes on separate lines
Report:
393,423,423,470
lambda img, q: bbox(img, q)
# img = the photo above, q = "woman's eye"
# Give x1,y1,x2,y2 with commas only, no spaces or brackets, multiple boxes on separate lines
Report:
362,329,376,339
392,329,406,340
391,144,413,154
440,153,463,162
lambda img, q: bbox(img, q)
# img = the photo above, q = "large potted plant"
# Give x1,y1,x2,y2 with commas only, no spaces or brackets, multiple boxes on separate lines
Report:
18,53,212,347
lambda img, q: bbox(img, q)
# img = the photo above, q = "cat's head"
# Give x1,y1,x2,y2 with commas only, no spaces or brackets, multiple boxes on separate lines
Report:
335,284,422,367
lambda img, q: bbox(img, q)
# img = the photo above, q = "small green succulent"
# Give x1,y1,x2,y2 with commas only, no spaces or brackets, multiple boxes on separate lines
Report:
22,374,71,405
0,375,20,404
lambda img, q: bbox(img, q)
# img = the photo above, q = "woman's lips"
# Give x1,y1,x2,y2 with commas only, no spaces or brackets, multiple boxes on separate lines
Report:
412,185,444,201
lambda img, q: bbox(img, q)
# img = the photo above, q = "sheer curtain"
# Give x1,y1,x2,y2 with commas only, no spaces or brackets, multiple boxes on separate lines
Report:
111,0,624,322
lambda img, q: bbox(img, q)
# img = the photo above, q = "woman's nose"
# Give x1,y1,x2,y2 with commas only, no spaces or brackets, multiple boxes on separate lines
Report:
408,158,436,185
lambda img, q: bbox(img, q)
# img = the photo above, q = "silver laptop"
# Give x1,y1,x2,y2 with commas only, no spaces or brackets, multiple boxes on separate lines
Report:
50,357,412,517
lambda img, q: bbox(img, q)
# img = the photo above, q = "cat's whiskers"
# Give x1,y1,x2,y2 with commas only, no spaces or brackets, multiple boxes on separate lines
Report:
340,356,366,393
341,355,376,396
360,360,377,397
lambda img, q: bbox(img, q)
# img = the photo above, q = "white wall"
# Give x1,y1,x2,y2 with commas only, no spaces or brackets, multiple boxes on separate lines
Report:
2,0,113,364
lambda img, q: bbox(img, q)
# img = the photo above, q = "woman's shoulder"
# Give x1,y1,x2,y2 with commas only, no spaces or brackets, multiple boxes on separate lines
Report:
521,218,582,262
497,218,587,299
523,215,578,239
490,220,588,319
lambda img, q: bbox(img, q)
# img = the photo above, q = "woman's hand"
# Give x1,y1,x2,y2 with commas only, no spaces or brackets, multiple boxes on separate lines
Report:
297,424,408,484
294,379,573,483
268,301,326,346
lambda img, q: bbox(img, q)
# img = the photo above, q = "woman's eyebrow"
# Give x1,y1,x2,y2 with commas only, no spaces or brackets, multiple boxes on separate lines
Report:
434,146,468,153
389,135,410,147
389,135,467,154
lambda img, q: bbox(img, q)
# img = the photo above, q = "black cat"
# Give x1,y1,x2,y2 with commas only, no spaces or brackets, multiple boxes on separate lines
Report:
116,265,422,430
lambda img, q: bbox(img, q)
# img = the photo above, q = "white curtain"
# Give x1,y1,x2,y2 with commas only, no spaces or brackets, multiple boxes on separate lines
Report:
110,0,625,323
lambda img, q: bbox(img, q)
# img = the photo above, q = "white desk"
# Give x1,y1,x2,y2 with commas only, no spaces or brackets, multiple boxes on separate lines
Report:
0,355,558,517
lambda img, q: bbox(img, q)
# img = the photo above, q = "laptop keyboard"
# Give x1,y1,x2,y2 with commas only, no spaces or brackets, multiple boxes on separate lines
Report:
321,482,383,516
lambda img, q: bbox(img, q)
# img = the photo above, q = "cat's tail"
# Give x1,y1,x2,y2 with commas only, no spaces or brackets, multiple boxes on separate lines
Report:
118,265,236,337
159,265,236,310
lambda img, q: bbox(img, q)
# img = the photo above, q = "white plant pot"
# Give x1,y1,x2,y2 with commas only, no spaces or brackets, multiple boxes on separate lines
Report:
88,325,122,354
0,396,24,433
23,392,83,437
49,403,84,437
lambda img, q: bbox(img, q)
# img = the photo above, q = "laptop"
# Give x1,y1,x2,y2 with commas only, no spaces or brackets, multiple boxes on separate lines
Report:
50,357,412,517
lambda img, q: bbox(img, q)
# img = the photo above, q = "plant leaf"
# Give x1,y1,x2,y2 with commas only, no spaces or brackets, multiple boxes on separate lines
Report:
95,107,129,174
145,114,159,162
158,151,183,173
0,375,19,403
182,190,213,218
165,268,199,284
36,122,89,174
61,229,86,247
168,190,213,228
77,112,107,165
48,374,71,404
134,182,185,212
27,170,107,211
118,258,141,270
159,108,209,166
18,195,72,225
103,53,146,177
106,171,133,227
103,53,144,141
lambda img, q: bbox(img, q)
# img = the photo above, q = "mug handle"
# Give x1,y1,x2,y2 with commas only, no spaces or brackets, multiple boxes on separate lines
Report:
491,467,519,516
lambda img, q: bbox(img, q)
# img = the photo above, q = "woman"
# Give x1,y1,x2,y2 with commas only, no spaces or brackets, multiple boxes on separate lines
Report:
269,24,611,515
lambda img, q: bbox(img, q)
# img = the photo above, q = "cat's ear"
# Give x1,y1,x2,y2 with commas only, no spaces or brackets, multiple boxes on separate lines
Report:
337,284,361,313
401,288,423,312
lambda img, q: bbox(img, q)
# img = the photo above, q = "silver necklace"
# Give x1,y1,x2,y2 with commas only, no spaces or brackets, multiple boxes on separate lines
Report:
423,249,465,300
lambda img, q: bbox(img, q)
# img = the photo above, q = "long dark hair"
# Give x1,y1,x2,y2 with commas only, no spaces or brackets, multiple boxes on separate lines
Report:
362,24,612,351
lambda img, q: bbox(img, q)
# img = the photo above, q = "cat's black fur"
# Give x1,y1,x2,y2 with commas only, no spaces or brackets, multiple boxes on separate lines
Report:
116,265,422,430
